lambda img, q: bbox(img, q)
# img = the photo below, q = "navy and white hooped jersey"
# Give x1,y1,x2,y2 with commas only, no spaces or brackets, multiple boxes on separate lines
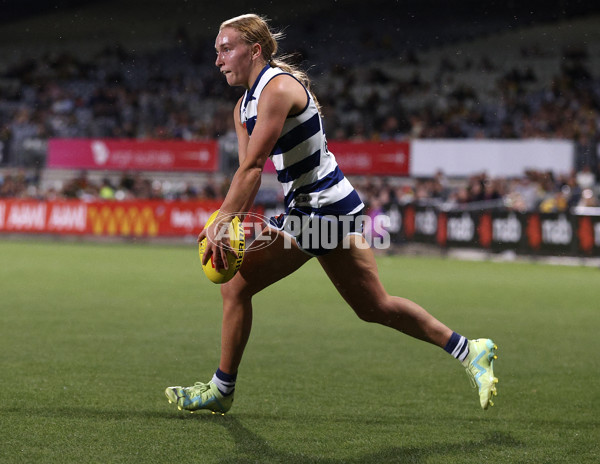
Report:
240,65,364,216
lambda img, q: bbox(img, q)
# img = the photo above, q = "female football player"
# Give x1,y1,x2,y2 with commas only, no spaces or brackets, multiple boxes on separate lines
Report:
165,14,498,414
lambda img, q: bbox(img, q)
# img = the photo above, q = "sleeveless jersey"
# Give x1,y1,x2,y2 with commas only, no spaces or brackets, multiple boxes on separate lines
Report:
240,65,364,216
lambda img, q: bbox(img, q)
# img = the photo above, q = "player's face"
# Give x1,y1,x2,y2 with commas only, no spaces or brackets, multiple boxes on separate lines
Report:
215,27,253,88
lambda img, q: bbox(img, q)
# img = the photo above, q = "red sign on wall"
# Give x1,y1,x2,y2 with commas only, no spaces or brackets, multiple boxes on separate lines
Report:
0,199,223,237
262,140,410,176
47,139,219,172
328,141,410,176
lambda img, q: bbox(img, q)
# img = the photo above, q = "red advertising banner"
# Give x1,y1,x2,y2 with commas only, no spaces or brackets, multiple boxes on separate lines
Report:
0,199,223,237
2,198,599,256
262,141,410,176
47,139,219,172
328,141,410,176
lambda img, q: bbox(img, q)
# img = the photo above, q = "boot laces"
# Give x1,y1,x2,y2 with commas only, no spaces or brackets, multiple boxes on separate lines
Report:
185,382,211,398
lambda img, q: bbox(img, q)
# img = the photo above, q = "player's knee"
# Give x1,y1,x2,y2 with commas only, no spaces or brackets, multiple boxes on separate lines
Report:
352,295,394,324
220,275,255,301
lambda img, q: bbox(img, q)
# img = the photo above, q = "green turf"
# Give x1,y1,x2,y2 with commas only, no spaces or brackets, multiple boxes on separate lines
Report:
0,239,598,463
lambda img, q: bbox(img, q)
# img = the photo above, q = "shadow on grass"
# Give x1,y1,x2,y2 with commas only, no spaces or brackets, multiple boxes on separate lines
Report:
214,415,522,464
5,406,523,463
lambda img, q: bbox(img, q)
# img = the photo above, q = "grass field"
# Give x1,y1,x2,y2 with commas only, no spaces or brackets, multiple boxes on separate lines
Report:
1,239,598,463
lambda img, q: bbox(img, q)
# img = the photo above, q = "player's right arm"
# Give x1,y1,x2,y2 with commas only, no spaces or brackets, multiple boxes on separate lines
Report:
234,97,248,164
233,96,260,218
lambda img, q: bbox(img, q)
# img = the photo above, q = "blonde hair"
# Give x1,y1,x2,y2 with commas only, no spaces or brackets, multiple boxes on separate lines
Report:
220,14,321,112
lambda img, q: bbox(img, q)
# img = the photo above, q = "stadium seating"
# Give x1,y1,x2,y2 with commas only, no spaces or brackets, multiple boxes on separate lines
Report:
0,1,598,207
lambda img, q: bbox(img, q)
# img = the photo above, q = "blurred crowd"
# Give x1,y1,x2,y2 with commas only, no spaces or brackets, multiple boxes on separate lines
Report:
0,168,228,202
317,49,600,145
1,14,599,210
1,32,599,170
353,168,599,214
0,44,238,163
2,166,598,214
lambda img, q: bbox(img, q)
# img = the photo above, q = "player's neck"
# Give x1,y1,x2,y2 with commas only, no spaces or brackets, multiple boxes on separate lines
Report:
246,60,269,90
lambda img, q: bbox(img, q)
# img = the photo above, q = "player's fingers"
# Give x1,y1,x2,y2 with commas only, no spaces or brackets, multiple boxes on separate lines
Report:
217,245,229,271
201,242,213,266
197,229,207,243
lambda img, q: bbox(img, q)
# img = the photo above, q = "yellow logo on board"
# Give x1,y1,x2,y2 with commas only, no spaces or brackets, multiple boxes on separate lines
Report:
88,205,159,236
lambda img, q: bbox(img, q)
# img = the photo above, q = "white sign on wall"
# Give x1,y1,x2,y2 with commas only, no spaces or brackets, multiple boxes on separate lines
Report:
410,139,573,177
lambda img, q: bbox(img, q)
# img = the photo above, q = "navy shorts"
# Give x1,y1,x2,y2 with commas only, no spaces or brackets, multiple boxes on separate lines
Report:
269,208,364,257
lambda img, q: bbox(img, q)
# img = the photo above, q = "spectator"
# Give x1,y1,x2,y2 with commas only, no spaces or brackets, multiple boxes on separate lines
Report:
98,178,115,200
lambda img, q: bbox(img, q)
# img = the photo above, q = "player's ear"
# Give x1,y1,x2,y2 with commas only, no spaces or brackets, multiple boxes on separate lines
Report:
251,43,262,61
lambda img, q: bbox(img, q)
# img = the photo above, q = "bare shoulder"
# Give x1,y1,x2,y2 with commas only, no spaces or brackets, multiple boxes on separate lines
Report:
261,73,307,114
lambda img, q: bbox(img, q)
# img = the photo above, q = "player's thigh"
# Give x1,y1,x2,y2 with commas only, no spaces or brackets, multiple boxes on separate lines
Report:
222,227,311,298
317,234,388,312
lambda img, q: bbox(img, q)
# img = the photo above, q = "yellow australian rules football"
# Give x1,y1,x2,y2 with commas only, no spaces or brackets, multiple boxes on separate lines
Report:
198,210,245,284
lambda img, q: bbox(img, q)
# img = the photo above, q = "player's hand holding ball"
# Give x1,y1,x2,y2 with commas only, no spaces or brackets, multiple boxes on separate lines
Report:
198,210,245,284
